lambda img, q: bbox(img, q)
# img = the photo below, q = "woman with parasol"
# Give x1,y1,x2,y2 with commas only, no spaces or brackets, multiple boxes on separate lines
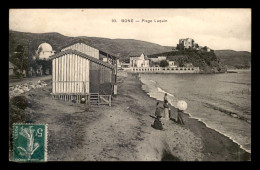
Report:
176,100,187,125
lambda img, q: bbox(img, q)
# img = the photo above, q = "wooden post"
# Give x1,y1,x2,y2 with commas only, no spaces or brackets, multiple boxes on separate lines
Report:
98,94,100,105
113,84,117,96
52,59,55,94
109,95,111,106
115,57,117,84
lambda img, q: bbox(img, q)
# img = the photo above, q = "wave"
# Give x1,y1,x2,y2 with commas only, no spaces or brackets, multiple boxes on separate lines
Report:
191,92,251,118
203,103,251,123
157,87,174,97
149,80,157,83
220,81,251,86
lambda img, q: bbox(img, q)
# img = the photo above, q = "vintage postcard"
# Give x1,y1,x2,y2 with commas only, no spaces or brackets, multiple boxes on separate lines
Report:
9,8,251,161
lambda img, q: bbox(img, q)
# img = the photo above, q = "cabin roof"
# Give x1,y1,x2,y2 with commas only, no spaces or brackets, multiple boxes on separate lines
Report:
58,39,118,59
50,49,116,70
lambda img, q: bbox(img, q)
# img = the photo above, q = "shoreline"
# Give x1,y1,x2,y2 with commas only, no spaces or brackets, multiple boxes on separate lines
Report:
139,77,251,154
9,73,251,161
134,73,251,161
182,111,251,154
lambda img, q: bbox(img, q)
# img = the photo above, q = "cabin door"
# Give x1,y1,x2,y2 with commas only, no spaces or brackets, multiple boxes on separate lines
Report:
89,69,100,93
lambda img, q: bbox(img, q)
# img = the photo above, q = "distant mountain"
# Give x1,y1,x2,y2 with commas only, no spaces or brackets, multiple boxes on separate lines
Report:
9,30,172,59
214,50,251,69
163,46,176,51
9,30,251,69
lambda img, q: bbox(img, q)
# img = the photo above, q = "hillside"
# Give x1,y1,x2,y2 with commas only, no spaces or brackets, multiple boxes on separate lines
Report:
9,30,251,71
214,50,251,69
9,30,172,59
148,50,227,73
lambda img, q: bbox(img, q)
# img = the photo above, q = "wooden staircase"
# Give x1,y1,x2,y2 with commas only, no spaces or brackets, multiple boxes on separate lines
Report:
89,93,99,105
89,93,112,106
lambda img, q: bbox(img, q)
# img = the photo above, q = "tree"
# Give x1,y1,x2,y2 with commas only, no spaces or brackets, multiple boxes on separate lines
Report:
177,58,185,67
10,45,28,78
159,60,169,67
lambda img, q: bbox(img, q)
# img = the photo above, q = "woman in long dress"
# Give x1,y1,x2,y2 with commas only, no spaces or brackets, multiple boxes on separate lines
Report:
177,108,184,125
152,102,164,130
163,100,170,121
155,102,162,117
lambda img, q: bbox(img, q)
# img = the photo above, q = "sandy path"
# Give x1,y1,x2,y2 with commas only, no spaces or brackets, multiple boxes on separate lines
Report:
71,75,203,161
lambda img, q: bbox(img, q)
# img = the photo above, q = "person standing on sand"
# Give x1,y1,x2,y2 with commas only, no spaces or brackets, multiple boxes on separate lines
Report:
177,109,184,125
155,101,163,118
164,93,168,103
163,100,170,121
168,106,172,119
152,102,164,130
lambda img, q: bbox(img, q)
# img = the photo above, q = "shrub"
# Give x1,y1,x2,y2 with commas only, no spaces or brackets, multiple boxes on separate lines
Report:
10,96,28,110
159,60,169,67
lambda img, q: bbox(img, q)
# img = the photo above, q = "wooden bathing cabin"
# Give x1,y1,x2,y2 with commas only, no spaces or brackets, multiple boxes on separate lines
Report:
50,40,117,106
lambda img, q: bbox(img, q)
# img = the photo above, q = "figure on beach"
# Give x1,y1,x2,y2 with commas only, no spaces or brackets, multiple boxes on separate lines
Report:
163,100,170,121
176,109,184,125
164,93,168,103
152,102,164,130
155,101,163,118
176,100,187,125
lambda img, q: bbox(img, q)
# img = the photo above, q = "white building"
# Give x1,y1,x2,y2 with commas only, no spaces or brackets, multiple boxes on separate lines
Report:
178,38,194,50
168,61,176,68
103,58,108,62
117,59,121,69
130,53,150,68
37,42,55,59
158,56,167,61
150,56,167,63
177,38,201,50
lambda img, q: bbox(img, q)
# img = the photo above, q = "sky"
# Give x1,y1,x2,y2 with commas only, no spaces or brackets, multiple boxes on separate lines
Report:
9,9,251,52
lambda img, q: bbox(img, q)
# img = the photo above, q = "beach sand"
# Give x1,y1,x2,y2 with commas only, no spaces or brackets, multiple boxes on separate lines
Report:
9,73,251,161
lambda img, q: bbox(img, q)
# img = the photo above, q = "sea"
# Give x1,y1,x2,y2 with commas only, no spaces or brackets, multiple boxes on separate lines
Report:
140,70,251,153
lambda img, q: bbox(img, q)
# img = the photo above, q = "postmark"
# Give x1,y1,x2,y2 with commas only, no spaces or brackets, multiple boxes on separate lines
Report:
13,124,48,162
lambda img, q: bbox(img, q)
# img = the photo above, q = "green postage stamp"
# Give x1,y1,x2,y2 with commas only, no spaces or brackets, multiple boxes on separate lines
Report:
13,124,48,162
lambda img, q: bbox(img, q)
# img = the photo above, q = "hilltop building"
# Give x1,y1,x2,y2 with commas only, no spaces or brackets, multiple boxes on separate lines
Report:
130,53,150,68
177,38,213,52
177,38,199,50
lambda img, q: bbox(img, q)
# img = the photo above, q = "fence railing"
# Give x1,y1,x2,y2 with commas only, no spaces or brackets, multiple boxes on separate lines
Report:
128,67,200,73
52,93,89,103
52,91,111,106
99,95,112,106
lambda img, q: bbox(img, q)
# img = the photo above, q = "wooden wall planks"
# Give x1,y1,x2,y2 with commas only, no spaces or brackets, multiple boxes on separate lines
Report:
52,53,90,94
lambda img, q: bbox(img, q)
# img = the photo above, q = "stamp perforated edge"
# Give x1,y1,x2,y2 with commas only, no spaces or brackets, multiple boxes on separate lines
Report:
12,123,48,162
